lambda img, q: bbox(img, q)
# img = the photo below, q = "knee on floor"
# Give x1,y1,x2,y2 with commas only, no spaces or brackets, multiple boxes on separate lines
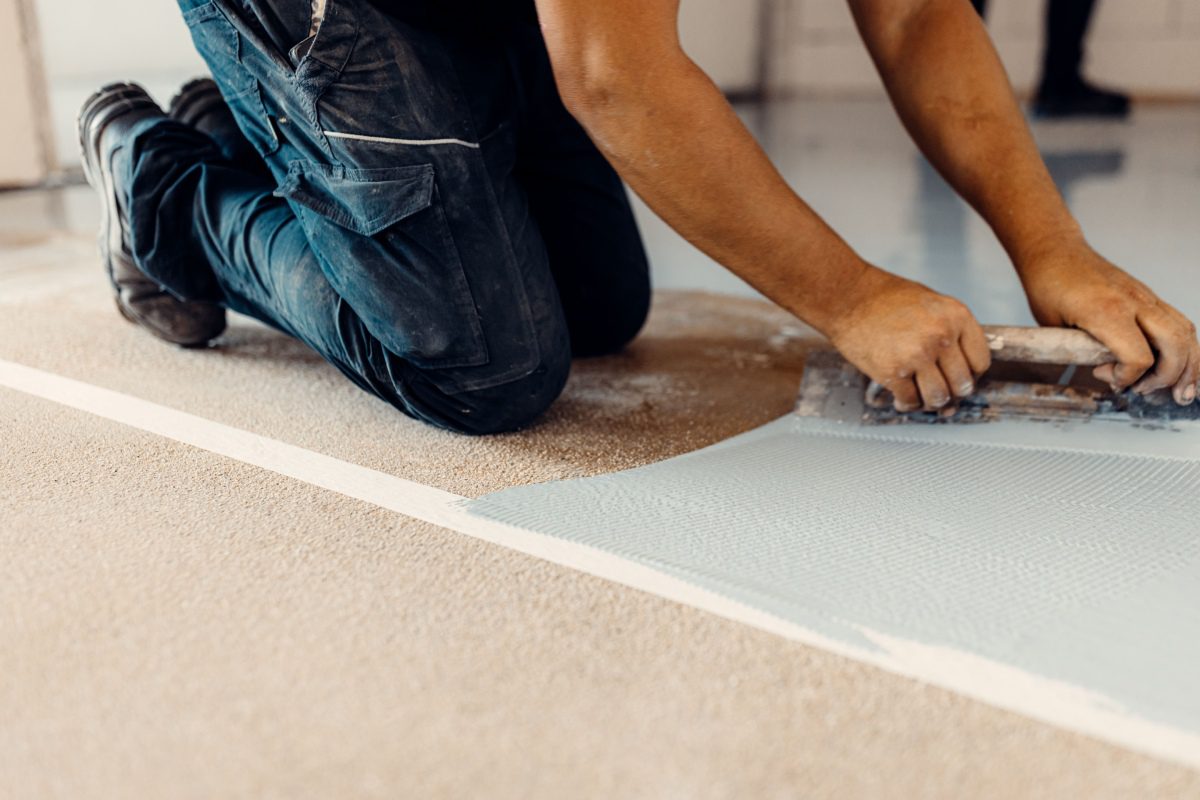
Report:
406,350,571,436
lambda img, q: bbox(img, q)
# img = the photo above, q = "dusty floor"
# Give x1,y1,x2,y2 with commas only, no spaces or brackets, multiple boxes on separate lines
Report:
4,98,1200,797
5,260,1200,798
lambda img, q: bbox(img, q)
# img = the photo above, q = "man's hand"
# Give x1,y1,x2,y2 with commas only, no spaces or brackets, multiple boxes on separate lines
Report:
850,0,1199,408
1019,241,1200,406
829,267,992,412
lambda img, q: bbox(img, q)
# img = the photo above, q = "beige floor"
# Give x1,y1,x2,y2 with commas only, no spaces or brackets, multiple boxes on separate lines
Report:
3,226,1200,799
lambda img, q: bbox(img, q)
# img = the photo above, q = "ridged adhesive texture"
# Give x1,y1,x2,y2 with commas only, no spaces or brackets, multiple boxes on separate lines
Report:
465,414,1200,759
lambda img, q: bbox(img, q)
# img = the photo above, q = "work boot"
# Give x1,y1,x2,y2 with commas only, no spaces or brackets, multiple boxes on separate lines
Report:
168,77,264,172
1033,79,1131,119
78,82,226,347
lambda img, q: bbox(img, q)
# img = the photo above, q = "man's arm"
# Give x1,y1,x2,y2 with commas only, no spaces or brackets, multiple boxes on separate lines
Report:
535,0,992,412
850,0,1199,404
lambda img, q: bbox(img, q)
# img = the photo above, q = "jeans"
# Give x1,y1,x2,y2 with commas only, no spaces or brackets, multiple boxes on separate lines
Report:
125,0,651,434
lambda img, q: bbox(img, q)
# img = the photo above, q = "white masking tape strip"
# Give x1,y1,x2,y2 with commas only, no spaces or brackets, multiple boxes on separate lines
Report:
0,357,462,520
3,356,1199,772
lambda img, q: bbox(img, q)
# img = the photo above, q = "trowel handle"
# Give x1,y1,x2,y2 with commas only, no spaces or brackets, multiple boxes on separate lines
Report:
983,326,1115,366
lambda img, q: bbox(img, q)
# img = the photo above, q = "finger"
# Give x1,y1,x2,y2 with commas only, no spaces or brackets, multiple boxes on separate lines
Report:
915,363,952,410
1173,349,1199,406
938,344,976,398
960,321,992,376
1131,309,1190,395
1086,319,1155,391
887,375,922,413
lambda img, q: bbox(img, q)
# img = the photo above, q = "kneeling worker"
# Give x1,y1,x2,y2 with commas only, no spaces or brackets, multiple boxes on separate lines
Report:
79,0,1200,434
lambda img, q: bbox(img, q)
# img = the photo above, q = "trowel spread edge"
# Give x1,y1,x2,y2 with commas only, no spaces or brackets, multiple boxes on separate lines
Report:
796,326,1200,426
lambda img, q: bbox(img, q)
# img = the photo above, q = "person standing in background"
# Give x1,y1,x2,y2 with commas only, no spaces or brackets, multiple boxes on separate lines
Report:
973,0,1131,118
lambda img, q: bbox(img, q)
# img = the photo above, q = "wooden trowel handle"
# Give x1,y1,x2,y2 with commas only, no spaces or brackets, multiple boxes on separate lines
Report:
983,326,1115,366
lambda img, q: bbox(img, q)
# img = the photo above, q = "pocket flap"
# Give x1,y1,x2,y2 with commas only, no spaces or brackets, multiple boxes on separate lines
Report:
275,162,435,236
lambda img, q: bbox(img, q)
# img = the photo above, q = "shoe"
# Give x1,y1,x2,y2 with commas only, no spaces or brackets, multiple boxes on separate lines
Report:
78,82,226,347
1033,80,1131,119
168,77,263,171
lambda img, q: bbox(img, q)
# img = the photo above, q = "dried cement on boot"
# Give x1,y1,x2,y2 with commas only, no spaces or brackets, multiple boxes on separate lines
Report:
464,413,1200,765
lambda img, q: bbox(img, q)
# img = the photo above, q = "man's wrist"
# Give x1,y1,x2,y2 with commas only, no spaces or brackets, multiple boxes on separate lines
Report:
1002,216,1088,278
808,257,878,341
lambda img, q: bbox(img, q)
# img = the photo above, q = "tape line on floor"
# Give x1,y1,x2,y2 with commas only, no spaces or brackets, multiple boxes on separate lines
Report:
3,356,1199,772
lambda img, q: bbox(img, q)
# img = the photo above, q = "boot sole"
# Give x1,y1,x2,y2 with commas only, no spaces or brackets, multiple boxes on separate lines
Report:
77,82,159,294
77,83,223,348
167,78,225,127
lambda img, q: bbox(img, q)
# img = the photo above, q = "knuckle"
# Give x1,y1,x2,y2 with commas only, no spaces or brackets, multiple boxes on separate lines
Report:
899,344,926,365
940,299,966,320
1098,298,1131,318
1119,282,1154,305
918,335,945,360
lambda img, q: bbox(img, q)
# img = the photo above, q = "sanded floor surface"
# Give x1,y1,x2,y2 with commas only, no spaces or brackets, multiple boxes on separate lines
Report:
4,238,1200,799
5,97,1200,798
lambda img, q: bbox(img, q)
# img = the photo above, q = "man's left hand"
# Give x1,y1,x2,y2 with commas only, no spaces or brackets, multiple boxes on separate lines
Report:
1019,241,1199,406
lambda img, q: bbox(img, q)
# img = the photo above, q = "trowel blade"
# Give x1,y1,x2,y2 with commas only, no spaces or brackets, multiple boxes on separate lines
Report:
795,349,1200,425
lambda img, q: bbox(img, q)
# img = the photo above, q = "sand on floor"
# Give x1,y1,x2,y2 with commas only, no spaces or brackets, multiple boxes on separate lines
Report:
3,232,1200,799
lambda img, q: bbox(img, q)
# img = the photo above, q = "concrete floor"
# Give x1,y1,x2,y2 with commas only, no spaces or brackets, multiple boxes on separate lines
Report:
3,98,1200,798
645,99,1200,325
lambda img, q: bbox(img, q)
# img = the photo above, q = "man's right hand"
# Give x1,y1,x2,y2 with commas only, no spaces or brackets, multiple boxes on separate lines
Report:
828,267,993,412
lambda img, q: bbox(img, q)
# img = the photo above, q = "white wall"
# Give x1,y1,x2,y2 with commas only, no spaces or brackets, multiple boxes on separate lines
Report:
32,0,762,88
28,0,1200,96
34,0,203,81
27,0,1200,170
1,0,51,185
32,0,763,167
770,0,1200,97
680,0,763,91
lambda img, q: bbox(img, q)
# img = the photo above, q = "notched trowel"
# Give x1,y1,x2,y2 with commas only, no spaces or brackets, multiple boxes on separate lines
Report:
796,325,1200,425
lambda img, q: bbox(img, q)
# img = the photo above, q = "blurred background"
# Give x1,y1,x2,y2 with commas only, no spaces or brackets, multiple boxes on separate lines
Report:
3,0,1199,323
7,0,1200,176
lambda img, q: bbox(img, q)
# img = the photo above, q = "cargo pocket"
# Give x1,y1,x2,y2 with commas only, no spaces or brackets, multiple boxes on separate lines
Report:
181,2,257,98
275,161,488,369
181,1,280,157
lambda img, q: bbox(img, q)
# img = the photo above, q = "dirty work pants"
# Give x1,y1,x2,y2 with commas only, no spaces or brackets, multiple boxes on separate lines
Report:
124,0,651,434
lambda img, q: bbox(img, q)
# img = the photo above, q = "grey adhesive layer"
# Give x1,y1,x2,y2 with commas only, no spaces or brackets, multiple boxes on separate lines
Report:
465,414,1200,763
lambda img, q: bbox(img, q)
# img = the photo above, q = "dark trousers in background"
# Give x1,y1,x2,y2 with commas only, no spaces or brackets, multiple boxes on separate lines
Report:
972,0,1098,93
123,0,651,434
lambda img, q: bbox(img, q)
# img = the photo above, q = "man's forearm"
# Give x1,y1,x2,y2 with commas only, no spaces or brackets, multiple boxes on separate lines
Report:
850,0,1083,270
536,0,1197,408
554,50,868,336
